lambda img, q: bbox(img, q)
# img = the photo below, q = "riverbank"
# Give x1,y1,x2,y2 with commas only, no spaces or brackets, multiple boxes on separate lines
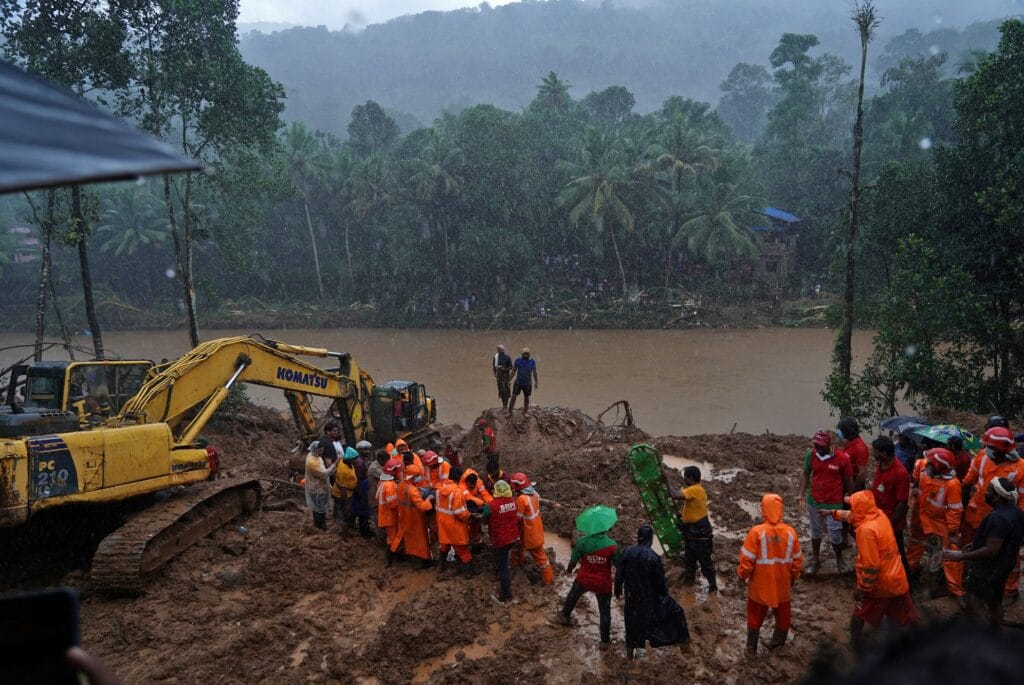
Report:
0,294,833,333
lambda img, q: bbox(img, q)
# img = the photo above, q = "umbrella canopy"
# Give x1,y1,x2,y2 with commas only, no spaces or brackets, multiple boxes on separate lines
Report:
576,505,618,535
914,424,981,452
0,59,200,194
879,415,931,439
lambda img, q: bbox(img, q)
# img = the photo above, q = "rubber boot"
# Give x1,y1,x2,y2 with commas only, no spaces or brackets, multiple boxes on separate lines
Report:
766,628,788,650
746,629,759,657
438,556,448,572
386,549,395,568
541,564,554,586
420,557,436,570
833,544,850,574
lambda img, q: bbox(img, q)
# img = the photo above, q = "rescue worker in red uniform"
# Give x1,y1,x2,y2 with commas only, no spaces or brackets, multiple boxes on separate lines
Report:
482,480,520,603
554,526,620,650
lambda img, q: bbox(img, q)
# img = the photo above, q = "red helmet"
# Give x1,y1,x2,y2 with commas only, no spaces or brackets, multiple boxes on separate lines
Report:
423,451,440,466
924,448,955,475
812,430,832,448
510,472,530,490
982,426,1015,451
383,458,403,476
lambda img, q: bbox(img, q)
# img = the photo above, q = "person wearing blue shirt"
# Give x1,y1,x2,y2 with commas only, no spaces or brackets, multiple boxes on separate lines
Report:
509,347,538,416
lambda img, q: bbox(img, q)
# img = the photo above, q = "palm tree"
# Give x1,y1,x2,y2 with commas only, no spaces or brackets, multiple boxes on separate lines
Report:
835,0,881,409
97,187,168,257
281,122,331,299
654,113,722,192
559,130,641,294
345,153,397,294
672,179,760,266
407,128,463,280
535,71,572,111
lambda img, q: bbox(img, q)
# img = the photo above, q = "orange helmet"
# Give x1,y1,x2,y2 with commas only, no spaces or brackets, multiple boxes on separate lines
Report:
383,458,403,476
982,427,1015,451
924,448,955,475
423,451,440,466
510,472,530,490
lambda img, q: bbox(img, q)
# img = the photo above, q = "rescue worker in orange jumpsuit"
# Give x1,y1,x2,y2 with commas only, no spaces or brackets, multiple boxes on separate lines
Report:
510,472,554,585
962,426,1024,600
737,493,802,656
460,468,493,551
827,490,918,652
376,458,403,566
436,476,473,573
422,451,451,489
906,448,963,599
393,463,435,569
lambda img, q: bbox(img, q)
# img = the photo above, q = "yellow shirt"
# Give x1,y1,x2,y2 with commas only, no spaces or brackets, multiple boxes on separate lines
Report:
680,484,708,523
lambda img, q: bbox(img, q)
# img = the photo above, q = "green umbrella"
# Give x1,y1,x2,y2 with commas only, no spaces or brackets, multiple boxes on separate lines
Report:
576,505,618,535
914,424,981,451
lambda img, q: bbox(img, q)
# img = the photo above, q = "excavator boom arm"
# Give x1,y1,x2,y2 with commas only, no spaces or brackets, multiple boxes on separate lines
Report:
117,336,372,445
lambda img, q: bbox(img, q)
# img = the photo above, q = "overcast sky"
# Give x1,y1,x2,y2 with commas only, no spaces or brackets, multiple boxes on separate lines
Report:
238,0,518,28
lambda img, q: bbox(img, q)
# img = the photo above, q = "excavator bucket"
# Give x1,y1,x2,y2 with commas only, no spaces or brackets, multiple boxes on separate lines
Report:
624,444,684,557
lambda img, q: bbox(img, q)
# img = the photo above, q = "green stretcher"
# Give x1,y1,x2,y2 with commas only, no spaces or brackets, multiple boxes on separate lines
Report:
625,444,683,556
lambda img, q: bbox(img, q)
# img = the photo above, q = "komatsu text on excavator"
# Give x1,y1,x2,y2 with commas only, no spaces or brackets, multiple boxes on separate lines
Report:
0,335,437,593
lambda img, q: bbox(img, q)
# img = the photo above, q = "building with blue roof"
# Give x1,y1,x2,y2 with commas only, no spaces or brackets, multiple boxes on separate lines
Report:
752,207,801,287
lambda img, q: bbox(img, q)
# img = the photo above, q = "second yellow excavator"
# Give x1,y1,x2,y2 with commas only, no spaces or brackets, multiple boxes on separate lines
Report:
0,334,438,593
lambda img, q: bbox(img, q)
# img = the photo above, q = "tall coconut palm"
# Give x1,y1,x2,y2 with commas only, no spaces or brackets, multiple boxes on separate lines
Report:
407,128,463,281
559,130,641,294
345,153,397,293
281,122,331,299
672,179,760,266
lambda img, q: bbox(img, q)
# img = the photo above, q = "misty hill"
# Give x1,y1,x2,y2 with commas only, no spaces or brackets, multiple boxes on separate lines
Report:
238,0,1016,137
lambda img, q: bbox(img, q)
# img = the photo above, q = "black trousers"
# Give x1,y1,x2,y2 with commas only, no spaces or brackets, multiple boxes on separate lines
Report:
494,544,514,600
563,580,611,643
683,536,717,589
312,511,327,530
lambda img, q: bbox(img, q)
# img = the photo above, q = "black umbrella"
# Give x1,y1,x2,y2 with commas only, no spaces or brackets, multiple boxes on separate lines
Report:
879,415,930,438
0,59,200,194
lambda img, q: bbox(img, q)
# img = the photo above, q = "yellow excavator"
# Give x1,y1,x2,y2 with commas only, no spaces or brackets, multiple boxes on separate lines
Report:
0,335,437,593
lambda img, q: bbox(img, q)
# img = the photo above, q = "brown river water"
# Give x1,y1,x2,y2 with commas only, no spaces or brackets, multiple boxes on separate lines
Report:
0,327,874,437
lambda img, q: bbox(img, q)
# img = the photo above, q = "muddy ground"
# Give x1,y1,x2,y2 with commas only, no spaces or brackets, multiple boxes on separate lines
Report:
1,404,1022,684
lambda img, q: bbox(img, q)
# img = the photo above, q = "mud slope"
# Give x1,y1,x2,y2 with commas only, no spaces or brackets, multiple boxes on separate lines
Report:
3,404,1022,684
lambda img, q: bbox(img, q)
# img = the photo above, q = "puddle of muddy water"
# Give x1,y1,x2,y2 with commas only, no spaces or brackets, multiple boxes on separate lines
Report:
661,454,746,483
545,531,574,565
736,499,762,520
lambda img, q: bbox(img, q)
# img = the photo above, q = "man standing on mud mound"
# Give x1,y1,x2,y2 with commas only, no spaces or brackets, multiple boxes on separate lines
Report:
482,480,521,603
799,430,854,576
476,418,499,470
826,490,918,653
510,472,555,585
493,344,513,410
508,348,538,416
738,494,801,657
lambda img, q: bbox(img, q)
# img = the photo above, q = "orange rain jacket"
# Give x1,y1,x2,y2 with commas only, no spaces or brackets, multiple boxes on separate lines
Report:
424,460,451,490
459,469,493,507
832,490,908,598
917,471,963,538
962,450,1024,529
376,477,399,528
737,494,802,608
393,475,434,559
516,490,545,549
435,480,470,546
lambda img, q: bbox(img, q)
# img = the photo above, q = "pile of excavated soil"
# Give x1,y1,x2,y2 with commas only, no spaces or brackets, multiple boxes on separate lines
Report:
4,404,1023,684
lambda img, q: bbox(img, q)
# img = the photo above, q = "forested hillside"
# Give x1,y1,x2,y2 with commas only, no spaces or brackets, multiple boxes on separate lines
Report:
238,0,1014,136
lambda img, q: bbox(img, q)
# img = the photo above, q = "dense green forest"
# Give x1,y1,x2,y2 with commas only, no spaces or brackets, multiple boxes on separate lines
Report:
3,1,1024,418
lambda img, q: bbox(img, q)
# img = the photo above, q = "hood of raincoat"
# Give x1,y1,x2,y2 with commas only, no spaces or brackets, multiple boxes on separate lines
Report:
307,440,320,455
343,446,359,461
355,440,372,450
849,490,880,526
404,464,423,479
395,439,409,451
637,525,654,547
760,493,783,524
493,480,513,498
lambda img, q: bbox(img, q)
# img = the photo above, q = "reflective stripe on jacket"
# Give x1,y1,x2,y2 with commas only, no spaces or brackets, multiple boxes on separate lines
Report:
737,494,802,607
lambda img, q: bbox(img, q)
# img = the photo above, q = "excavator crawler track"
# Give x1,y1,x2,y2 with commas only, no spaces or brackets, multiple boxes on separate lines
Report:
90,479,262,595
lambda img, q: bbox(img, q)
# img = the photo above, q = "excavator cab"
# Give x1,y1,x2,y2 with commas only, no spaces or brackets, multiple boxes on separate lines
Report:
0,360,153,438
369,381,436,444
